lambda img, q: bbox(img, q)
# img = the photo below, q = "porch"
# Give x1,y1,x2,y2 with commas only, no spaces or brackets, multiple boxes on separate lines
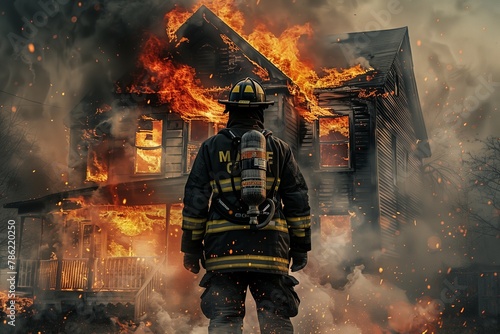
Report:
16,256,166,320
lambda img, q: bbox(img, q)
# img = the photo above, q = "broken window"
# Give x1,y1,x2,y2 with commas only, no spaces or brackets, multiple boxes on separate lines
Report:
135,116,163,174
318,115,351,168
86,138,109,183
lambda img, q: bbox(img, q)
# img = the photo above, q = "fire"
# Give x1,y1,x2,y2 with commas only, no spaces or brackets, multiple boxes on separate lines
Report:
99,204,166,237
165,1,245,42
319,116,350,138
135,116,163,174
128,34,226,123
58,202,167,258
133,0,371,123
87,150,108,183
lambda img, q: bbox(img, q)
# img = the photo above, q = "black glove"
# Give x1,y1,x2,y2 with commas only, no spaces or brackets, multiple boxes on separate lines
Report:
183,253,205,274
290,251,308,272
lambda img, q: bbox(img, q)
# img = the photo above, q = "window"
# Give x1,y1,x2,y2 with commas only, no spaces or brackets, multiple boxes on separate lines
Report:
86,139,109,183
318,115,351,168
134,116,163,174
186,121,224,171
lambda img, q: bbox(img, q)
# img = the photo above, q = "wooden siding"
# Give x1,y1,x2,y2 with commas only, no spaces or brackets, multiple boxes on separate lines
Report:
164,119,184,177
264,93,300,154
376,57,425,258
351,101,378,225
300,97,376,221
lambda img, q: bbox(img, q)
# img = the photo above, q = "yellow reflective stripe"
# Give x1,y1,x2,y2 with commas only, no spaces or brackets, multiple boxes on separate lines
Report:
192,229,204,240
211,177,280,194
211,178,240,193
287,216,311,229
290,229,306,237
206,218,288,234
205,255,289,272
182,216,207,230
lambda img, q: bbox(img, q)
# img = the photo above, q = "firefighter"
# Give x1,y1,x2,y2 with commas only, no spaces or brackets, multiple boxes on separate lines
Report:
181,77,311,333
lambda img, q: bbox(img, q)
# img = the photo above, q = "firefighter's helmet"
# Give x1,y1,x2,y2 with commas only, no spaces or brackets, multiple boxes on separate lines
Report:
218,77,274,111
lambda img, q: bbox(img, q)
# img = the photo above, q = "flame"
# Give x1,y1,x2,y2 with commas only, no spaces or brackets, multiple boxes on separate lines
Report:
135,117,163,174
108,240,132,257
128,34,226,123
86,150,108,183
99,205,166,237
319,116,350,138
132,0,372,123
165,1,245,42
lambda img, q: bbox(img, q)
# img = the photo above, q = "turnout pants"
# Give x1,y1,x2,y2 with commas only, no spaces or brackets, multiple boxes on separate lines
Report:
199,272,300,334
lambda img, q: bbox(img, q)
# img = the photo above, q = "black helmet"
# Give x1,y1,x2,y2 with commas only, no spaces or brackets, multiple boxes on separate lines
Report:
218,77,274,112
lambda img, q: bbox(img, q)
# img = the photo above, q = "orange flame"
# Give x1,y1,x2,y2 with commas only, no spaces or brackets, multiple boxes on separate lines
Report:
135,117,163,174
100,204,166,237
86,150,108,183
319,116,350,139
128,34,226,123
132,0,371,123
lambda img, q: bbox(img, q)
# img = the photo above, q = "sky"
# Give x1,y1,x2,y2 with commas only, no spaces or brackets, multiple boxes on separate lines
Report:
1,0,499,332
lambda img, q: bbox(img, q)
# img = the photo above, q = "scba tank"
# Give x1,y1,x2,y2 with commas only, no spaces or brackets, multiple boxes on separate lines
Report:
240,130,267,222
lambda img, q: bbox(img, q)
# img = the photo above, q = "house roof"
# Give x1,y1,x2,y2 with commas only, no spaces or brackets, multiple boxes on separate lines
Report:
322,27,408,88
3,177,187,216
317,27,431,157
173,5,291,85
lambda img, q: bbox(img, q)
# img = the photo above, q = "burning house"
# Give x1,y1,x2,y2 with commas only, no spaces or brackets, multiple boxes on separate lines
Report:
4,4,430,322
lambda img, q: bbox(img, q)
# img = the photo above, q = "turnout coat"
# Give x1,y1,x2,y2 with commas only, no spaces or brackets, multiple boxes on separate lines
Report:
181,124,311,275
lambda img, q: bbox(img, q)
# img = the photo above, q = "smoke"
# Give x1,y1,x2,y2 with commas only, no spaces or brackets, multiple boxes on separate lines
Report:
0,0,175,196
2,0,499,332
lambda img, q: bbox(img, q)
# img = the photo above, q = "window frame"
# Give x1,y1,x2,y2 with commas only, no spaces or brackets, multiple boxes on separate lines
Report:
133,115,165,176
315,110,354,171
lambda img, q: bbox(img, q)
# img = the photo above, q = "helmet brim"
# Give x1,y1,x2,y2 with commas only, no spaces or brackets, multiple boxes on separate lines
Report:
218,100,275,107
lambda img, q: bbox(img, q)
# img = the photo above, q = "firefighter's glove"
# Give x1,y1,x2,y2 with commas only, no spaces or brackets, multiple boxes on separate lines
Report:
290,251,308,272
183,253,205,274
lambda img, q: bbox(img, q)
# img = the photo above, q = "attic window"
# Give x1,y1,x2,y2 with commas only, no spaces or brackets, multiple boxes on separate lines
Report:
318,115,351,169
134,117,163,174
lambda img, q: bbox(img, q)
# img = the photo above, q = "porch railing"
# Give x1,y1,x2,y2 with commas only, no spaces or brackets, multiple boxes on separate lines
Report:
134,256,167,321
16,260,39,289
93,257,159,290
17,257,160,292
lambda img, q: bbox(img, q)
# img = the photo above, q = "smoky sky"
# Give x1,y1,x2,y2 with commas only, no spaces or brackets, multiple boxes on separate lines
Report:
2,0,498,154
1,0,499,332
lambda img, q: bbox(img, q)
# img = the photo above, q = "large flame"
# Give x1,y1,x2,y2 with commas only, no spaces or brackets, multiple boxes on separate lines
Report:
319,116,350,139
128,34,226,123
131,0,371,123
99,204,166,237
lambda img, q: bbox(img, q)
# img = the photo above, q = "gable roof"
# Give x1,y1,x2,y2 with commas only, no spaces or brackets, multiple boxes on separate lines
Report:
173,5,291,85
324,27,408,88
318,27,431,157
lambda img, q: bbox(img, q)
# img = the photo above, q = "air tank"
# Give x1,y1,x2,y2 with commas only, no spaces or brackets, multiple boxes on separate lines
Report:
240,130,267,224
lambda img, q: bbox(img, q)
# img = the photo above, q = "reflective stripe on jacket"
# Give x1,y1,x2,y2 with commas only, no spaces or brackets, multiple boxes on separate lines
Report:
182,126,311,275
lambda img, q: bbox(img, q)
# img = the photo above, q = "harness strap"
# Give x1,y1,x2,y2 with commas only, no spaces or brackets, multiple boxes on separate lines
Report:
212,128,278,226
